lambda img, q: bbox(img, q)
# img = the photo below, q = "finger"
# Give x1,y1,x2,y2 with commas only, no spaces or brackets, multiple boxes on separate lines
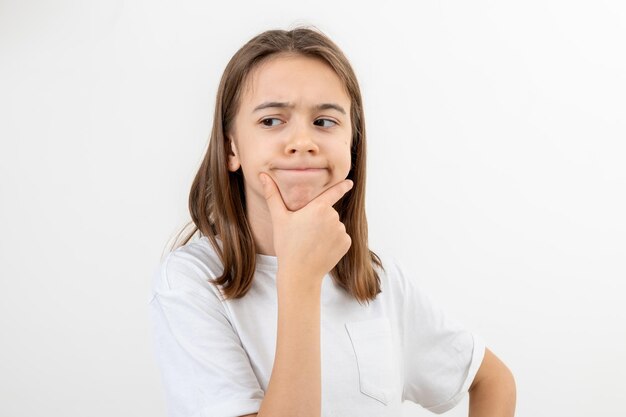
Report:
308,179,354,209
259,172,288,221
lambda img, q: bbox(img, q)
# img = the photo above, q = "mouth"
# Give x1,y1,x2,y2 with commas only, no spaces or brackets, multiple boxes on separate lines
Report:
276,168,326,173
281,168,325,171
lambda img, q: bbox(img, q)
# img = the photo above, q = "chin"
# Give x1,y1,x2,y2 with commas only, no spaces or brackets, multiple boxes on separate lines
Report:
282,189,320,211
285,201,307,212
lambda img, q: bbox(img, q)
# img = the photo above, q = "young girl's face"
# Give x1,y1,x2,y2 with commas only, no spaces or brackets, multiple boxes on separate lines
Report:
227,53,352,212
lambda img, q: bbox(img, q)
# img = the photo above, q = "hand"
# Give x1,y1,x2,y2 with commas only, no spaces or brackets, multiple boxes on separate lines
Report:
259,172,354,284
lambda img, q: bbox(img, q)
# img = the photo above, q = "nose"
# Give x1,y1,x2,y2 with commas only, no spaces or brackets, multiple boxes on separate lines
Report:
285,122,319,155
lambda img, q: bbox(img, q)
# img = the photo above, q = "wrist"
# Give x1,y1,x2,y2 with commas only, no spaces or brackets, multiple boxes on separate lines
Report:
276,269,323,296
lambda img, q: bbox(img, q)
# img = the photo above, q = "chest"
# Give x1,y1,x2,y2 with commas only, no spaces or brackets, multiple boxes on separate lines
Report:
226,277,405,416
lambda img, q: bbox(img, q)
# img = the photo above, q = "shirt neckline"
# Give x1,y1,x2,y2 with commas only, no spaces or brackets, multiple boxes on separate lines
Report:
202,235,278,271
255,253,279,271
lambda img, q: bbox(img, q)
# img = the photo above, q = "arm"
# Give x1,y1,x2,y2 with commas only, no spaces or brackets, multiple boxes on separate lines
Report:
468,348,516,417
251,173,353,417
256,271,322,417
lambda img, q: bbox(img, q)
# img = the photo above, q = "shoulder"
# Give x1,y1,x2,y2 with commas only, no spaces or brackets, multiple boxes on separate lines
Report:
372,250,439,316
371,249,413,295
151,236,225,301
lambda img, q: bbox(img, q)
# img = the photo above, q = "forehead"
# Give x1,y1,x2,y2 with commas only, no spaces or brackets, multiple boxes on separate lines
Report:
241,54,351,109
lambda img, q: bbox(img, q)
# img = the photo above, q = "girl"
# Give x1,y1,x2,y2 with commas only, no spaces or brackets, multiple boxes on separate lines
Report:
149,26,516,417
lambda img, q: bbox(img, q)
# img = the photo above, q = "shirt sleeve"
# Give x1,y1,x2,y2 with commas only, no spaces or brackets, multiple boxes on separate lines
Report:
390,256,486,414
149,252,264,417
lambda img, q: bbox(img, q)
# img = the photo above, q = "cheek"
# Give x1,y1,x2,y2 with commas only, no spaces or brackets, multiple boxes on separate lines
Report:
235,140,261,166
333,145,352,177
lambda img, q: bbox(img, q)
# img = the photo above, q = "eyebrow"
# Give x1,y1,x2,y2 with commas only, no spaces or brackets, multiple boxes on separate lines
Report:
252,101,347,115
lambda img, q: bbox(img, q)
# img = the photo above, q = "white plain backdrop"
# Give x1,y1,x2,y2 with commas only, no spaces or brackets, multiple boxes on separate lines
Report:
1,1,625,416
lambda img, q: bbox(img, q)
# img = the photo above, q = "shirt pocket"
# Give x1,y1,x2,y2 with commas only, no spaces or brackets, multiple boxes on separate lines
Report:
345,317,395,405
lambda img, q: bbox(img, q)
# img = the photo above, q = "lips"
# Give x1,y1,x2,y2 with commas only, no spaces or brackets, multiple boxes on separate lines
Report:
276,168,326,173
280,168,325,171
276,166,326,170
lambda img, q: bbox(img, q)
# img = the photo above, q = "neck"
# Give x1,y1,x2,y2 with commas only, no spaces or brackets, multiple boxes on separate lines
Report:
246,188,276,256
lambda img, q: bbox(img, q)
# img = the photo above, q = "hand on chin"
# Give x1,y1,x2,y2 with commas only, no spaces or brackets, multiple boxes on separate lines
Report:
279,183,322,212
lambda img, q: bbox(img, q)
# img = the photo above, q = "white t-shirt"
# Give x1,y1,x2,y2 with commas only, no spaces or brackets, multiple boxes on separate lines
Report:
149,236,485,417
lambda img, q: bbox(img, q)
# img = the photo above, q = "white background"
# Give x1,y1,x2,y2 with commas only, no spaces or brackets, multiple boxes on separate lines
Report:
1,1,625,416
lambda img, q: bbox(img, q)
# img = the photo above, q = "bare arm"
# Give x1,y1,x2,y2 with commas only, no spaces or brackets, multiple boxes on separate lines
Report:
249,173,353,417
255,273,322,417
468,348,516,417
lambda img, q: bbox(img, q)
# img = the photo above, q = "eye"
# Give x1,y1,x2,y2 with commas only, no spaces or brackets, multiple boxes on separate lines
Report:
260,117,283,127
314,118,337,128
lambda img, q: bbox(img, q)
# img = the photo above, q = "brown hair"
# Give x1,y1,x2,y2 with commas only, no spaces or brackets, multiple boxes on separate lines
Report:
166,25,384,305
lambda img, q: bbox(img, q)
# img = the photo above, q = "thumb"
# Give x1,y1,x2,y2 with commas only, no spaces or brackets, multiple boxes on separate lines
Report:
259,172,288,221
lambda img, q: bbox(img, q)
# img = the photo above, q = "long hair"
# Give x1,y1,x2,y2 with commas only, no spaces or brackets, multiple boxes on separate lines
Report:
166,25,384,305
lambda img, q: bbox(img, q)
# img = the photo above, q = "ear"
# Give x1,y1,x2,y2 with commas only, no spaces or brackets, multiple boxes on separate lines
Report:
226,133,241,172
